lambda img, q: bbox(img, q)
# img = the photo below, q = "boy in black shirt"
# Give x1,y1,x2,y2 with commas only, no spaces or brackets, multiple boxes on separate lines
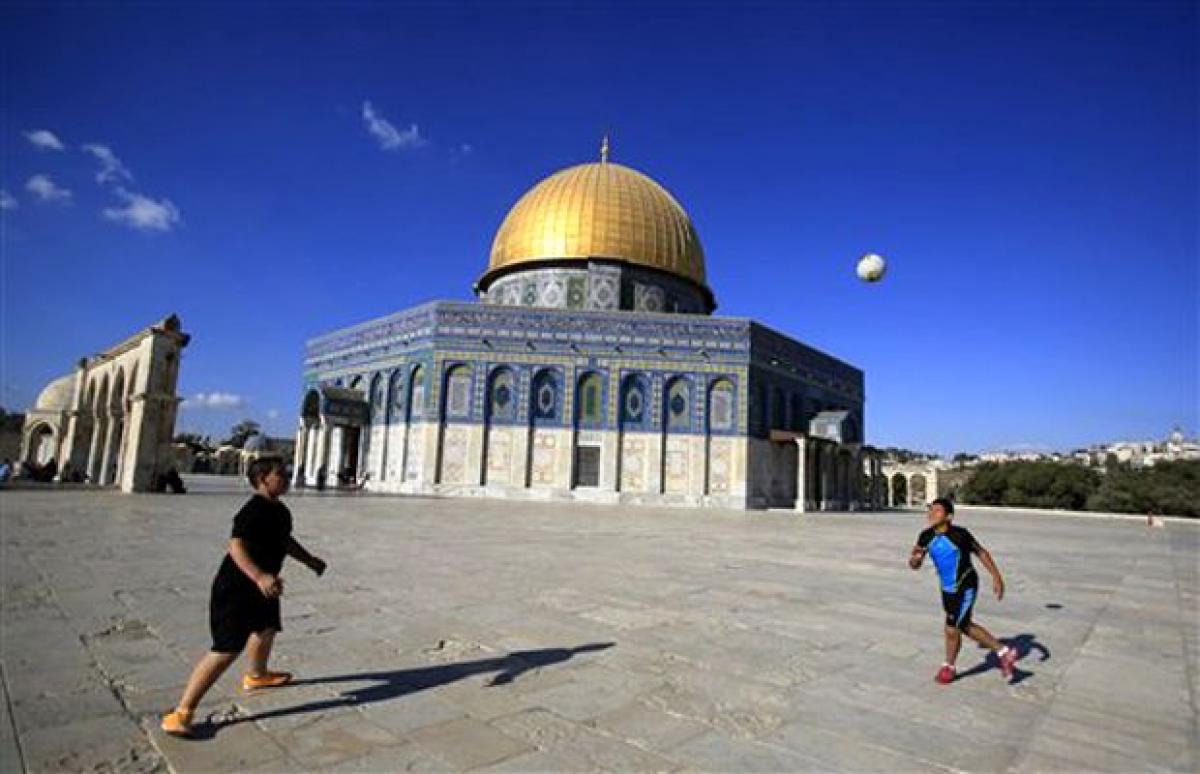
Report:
162,458,326,736
910,498,1017,684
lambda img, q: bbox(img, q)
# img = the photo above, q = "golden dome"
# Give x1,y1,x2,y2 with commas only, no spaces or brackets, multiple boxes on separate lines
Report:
481,160,708,293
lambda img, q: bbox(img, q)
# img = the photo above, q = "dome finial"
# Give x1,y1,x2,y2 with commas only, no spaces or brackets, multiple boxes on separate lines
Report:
600,132,610,163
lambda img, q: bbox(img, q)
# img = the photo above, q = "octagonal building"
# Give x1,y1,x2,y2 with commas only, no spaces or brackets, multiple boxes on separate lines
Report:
296,146,884,510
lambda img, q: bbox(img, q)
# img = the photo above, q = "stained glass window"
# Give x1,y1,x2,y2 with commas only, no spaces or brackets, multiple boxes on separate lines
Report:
531,371,558,421
445,365,472,418
408,367,425,420
709,380,734,431
489,368,516,421
666,379,690,431
577,373,603,426
621,377,646,425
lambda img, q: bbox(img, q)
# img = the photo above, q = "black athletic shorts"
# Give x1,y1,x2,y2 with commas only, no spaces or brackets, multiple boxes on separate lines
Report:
940,572,978,631
209,564,282,653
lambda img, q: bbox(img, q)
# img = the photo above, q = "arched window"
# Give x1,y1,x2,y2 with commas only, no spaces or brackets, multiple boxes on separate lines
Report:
619,374,649,430
370,373,385,422
576,372,604,427
443,364,473,420
665,377,691,432
708,379,734,432
530,369,560,423
408,366,425,422
487,367,516,422
387,371,403,424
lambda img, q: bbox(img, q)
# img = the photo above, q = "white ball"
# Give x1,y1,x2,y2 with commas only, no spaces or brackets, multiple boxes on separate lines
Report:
856,252,887,282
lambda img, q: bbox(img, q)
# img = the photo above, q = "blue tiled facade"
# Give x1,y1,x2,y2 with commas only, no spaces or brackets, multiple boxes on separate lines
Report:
302,301,864,440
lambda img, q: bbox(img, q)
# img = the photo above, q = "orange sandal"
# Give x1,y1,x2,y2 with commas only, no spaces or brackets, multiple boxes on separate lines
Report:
242,670,293,691
160,708,195,737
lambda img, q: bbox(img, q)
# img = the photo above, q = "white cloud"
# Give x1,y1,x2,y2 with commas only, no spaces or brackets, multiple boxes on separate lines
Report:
0,190,17,211
362,101,427,151
25,174,72,203
24,129,65,151
82,143,133,185
183,392,247,410
266,409,281,421
102,187,181,232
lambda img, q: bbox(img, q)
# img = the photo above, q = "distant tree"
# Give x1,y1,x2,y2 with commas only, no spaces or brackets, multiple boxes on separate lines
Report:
224,420,261,449
952,452,978,466
1087,460,1199,518
961,460,1100,510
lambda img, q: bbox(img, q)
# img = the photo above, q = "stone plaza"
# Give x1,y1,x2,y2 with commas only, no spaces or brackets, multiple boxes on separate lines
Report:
1,478,1196,772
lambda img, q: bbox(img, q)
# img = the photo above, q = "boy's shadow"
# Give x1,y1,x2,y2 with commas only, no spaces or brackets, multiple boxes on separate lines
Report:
958,633,1050,685
191,642,613,738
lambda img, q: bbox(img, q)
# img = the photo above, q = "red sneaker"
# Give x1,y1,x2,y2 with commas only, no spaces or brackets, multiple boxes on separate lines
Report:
935,665,956,684
999,648,1018,680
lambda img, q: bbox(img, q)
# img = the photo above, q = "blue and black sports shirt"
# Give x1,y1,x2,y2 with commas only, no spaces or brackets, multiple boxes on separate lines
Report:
916,524,979,593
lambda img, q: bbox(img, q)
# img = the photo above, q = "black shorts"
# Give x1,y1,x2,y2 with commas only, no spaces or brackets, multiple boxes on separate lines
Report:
940,573,978,631
209,573,282,653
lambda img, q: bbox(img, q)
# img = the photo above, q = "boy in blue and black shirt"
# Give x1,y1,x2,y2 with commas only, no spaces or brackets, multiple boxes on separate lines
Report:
910,498,1018,684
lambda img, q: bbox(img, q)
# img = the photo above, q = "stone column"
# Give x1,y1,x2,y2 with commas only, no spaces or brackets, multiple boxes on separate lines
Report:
292,424,308,487
328,426,344,483
821,445,835,510
98,417,119,485
871,455,882,509
794,436,808,513
86,415,105,484
309,421,330,487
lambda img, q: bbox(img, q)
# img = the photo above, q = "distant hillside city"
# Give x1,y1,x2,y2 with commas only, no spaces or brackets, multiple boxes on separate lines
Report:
881,426,1199,470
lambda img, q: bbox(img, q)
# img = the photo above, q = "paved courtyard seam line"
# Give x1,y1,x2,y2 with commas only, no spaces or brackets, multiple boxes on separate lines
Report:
0,659,28,774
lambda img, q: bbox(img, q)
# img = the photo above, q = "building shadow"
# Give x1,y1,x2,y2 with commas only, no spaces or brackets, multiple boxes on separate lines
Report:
958,633,1050,685
188,642,614,739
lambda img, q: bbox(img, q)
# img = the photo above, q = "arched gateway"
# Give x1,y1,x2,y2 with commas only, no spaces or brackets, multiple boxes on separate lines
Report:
21,315,189,492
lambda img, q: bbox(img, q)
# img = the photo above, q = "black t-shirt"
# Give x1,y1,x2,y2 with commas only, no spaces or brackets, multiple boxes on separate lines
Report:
916,524,979,592
227,494,293,575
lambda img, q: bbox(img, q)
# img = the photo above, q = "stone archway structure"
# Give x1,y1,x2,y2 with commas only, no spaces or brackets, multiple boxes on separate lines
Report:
879,460,942,507
292,385,369,489
777,432,887,512
21,315,190,491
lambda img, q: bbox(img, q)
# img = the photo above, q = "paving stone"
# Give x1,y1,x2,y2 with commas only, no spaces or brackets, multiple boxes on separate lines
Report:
9,685,127,735
21,713,160,773
490,707,589,749
327,740,455,772
589,699,709,752
405,716,532,770
268,710,404,768
147,716,289,771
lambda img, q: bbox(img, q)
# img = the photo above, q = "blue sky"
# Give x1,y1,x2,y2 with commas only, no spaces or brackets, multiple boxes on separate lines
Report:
2,1,1195,454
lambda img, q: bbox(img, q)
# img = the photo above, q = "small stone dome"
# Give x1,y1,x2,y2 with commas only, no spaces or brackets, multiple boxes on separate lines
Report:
34,374,76,412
